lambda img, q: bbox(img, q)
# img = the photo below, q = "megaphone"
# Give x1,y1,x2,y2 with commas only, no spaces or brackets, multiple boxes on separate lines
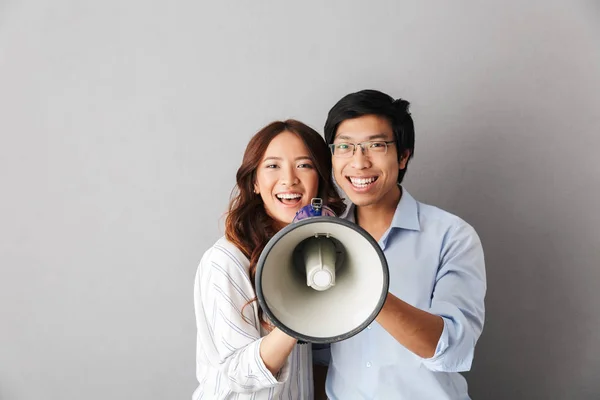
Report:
256,198,389,344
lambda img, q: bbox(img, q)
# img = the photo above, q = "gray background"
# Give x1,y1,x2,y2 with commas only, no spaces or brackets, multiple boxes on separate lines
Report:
1,1,599,399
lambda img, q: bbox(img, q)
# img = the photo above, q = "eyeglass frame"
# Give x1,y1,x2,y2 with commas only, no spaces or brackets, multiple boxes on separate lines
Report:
328,140,396,157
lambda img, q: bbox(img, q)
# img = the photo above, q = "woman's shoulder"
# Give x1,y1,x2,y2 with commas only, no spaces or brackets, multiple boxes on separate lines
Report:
200,236,251,274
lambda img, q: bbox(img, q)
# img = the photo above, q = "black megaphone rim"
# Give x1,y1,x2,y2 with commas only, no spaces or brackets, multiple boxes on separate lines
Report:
255,216,389,344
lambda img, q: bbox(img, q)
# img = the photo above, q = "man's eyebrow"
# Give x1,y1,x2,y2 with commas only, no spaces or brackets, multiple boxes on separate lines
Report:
335,133,389,141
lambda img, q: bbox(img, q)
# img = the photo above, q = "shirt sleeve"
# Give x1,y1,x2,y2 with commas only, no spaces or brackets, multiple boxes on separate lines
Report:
194,244,291,393
421,221,487,372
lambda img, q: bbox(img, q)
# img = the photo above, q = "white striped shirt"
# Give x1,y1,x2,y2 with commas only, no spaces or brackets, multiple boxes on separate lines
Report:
193,237,314,400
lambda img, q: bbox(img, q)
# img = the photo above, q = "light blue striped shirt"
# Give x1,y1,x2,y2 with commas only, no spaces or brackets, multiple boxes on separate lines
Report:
193,238,313,399
322,188,486,400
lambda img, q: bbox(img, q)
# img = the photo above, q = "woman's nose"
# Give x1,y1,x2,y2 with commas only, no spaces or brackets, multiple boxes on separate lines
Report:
281,168,299,186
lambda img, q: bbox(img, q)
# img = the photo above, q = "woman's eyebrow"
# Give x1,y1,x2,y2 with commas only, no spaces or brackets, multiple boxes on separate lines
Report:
262,156,312,162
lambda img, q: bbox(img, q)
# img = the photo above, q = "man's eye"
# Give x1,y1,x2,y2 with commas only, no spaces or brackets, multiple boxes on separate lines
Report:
337,144,350,150
370,142,385,148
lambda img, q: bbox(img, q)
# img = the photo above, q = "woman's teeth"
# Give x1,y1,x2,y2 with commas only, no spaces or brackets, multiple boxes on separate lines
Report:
276,193,302,204
276,193,302,200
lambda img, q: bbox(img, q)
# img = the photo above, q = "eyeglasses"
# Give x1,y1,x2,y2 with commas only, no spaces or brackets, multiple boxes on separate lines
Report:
329,140,395,158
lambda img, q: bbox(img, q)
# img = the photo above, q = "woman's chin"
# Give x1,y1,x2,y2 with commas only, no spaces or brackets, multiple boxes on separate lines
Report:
268,202,312,229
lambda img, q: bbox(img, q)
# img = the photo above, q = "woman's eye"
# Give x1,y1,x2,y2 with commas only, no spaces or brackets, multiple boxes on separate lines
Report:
265,164,278,169
298,163,314,169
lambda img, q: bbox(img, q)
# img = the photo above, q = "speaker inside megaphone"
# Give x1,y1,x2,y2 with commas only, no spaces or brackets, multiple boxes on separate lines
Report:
256,199,389,344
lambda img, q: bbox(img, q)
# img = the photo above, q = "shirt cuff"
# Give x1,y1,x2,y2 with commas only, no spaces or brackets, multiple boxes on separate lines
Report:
423,316,450,362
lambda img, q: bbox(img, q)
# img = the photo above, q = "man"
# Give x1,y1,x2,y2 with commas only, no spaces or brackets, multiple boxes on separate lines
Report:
318,89,486,399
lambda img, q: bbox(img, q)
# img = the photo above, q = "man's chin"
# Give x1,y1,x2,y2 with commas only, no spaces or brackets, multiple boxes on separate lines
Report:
345,193,377,208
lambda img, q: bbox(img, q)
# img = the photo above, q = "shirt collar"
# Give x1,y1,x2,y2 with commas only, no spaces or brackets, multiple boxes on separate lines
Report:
341,186,421,231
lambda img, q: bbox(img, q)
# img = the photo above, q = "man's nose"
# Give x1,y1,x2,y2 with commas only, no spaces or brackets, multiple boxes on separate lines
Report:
350,145,371,169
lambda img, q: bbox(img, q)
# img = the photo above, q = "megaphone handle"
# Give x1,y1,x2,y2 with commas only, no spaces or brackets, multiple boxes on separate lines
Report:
311,198,323,214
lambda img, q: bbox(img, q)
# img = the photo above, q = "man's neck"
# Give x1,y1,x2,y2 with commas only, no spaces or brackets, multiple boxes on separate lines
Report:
355,185,402,241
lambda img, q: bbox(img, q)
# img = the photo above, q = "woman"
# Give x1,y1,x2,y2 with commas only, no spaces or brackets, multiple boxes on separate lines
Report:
193,120,345,399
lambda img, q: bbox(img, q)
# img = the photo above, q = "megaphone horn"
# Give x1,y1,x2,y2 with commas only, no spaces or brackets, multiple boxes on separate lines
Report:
256,198,389,344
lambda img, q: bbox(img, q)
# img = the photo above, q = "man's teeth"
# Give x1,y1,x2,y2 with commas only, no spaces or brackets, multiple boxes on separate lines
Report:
349,177,376,186
276,193,302,200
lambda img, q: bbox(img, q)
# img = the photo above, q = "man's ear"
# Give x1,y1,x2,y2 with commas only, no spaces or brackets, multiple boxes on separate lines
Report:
398,150,411,170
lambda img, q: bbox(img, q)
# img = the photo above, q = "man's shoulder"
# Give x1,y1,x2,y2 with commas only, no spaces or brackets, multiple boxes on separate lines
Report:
416,199,478,236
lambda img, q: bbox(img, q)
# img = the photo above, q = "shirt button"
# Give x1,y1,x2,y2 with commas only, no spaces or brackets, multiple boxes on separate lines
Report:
366,362,372,368
367,325,372,330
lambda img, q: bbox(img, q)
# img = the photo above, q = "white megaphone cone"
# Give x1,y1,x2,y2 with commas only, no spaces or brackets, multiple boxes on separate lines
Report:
255,198,389,344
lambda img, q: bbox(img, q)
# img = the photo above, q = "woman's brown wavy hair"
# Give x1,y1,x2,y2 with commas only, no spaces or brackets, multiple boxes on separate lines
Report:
225,119,346,330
